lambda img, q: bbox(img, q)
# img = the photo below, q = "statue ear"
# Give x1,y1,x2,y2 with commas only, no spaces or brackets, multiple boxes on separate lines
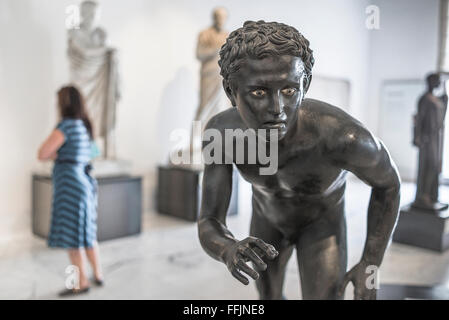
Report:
303,74,312,94
223,79,237,107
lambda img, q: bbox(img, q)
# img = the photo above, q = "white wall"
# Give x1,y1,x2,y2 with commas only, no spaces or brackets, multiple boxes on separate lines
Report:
0,0,372,243
368,0,440,180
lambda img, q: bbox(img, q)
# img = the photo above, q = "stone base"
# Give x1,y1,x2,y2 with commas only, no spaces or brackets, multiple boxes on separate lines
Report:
32,158,132,178
378,284,449,300
157,165,239,222
392,204,449,252
91,158,132,177
32,174,142,242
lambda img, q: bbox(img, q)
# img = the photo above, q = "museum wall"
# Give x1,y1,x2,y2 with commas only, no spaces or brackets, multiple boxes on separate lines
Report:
0,0,383,243
368,0,440,181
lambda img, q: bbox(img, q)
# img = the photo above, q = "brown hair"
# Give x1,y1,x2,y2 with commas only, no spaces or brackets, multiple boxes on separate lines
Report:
57,85,94,139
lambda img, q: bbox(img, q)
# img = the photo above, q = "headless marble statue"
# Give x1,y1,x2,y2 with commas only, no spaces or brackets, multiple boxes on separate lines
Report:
68,0,120,159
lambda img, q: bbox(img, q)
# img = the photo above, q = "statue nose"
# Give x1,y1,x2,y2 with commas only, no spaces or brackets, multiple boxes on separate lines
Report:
270,94,283,115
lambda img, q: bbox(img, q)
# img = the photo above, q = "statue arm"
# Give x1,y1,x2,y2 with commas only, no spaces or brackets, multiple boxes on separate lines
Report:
414,99,426,146
68,36,109,57
198,118,278,285
441,93,448,118
79,46,109,57
198,163,278,285
198,162,236,261
438,79,448,114
341,130,400,265
196,33,220,62
332,126,400,299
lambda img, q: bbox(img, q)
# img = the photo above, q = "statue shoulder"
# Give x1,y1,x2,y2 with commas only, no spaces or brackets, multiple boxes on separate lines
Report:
198,27,218,44
302,99,381,165
68,28,82,43
204,108,242,133
419,92,431,103
198,28,211,39
300,98,357,134
94,26,106,33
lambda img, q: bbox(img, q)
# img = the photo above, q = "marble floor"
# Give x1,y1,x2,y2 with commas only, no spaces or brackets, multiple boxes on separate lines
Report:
1,178,449,300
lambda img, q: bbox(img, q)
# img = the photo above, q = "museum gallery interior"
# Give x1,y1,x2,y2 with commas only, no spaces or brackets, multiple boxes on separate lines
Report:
1,0,449,301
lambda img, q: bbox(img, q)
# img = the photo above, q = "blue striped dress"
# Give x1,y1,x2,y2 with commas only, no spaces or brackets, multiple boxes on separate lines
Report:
48,119,98,249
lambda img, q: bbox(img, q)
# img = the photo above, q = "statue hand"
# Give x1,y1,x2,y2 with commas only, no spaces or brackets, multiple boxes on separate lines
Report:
222,237,278,285
338,260,378,300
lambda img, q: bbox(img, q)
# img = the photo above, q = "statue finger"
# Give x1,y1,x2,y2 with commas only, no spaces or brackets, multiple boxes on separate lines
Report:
231,267,250,285
252,246,265,258
250,238,278,259
237,260,259,280
242,247,267,271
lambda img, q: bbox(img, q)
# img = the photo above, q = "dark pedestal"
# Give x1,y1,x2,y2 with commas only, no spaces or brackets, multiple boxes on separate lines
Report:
378,284,449,300
32,174,142,242
157,165,239,222
393,204,449,252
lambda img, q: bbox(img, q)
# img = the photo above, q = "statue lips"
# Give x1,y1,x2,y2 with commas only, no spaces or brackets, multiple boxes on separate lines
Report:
261,114,287,130
261,121,286,130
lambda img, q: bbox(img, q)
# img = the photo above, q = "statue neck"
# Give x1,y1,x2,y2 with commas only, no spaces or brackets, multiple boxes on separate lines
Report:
80,22,94,32
212,25,223,33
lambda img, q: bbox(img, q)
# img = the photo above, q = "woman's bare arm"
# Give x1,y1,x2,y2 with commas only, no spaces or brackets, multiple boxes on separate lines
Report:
37,129,65,161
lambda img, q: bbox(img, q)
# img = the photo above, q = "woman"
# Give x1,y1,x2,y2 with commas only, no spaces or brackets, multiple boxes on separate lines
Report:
38,86,103,296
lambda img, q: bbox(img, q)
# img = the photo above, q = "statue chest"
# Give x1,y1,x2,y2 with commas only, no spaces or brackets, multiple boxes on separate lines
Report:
235,151,345,197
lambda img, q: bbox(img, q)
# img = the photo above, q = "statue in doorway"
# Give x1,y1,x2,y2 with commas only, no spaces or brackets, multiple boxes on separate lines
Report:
412,73,448,211
67,0,120,159
197,21,401,300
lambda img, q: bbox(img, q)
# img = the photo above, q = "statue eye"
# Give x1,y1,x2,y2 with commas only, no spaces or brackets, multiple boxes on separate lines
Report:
281,88,297,96
250,89,266,97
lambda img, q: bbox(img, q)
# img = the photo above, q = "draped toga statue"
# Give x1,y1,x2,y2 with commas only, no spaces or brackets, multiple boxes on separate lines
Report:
68,0,120,159
412,73,448,211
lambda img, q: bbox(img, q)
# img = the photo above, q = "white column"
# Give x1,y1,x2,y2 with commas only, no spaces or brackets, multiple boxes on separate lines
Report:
438,0,449,72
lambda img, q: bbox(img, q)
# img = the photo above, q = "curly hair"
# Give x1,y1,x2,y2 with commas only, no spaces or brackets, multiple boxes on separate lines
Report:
219,20,315,90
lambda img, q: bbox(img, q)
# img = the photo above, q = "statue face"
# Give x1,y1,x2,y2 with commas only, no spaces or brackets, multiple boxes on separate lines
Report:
80,2,98,30
213,8,228,31
429,77,441,90
228,55,306,141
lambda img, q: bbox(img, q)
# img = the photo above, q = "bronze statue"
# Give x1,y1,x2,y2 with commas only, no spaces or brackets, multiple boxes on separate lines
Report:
412,73,448,211
197,21,401,300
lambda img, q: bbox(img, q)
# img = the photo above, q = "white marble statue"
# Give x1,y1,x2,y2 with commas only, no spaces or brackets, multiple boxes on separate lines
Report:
194,7,231,124
68,0,120,159
168,8,231,169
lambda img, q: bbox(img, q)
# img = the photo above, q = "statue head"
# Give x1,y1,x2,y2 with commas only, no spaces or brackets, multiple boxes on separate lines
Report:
426,73,441,91
212,7,228,32
219,20,314,140
80,0,99,30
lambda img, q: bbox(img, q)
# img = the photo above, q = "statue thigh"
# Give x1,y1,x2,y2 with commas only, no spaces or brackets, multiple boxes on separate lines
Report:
249,212,294,300
295,204,347,300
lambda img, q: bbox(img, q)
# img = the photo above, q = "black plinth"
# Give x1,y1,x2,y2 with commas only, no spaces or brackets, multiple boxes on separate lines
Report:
32,174,142,242
393,204,449,252
157,165,239,222
378,284,449,300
